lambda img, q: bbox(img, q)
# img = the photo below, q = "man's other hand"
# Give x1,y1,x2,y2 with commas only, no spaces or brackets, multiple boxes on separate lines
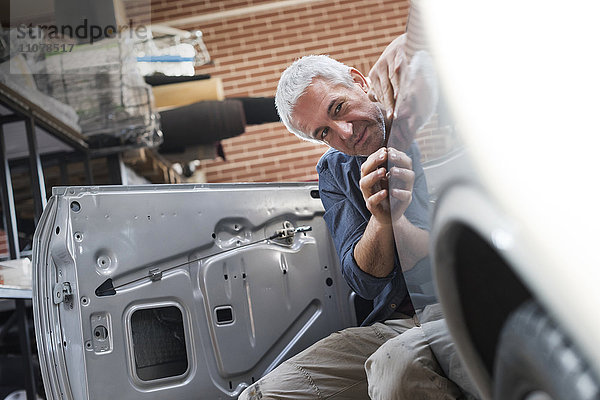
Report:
360,147,392,225
367,34,407,118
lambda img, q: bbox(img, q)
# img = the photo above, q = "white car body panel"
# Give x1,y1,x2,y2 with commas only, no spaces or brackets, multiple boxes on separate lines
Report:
421,0,600,397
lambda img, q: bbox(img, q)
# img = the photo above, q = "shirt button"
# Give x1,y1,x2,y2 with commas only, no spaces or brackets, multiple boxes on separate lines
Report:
390,303,397,309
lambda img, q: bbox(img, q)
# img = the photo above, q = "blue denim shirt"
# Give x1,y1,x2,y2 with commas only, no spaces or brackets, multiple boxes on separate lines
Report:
316,142,431,326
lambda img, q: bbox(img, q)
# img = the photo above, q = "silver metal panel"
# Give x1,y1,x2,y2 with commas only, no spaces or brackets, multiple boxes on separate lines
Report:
33,183,356,399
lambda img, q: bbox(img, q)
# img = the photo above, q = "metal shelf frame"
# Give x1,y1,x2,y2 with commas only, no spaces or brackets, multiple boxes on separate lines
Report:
0,81,91,400
0,79,182,399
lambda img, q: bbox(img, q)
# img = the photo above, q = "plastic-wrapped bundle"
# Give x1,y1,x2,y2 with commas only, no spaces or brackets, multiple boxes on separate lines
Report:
39,35,162,148
134,26,210,77
0,55,82,133
0,28,81,132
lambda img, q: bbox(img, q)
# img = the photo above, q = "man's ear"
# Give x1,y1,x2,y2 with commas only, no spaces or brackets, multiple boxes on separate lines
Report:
349,68,369,93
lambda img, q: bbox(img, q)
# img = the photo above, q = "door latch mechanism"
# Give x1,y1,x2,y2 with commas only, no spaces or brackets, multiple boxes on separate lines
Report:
53,281,73,305
96,222,313,297
269,221,312,244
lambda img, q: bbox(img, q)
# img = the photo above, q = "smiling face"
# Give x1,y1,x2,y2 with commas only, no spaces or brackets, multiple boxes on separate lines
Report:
291,70,387,156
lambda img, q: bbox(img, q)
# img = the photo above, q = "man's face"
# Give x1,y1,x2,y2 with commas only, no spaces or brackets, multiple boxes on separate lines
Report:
292,71,387,156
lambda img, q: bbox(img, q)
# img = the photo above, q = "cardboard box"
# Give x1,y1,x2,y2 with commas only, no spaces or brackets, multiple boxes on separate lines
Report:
0,258,32,289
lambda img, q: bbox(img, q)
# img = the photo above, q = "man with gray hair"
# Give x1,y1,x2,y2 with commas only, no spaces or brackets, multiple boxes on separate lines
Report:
238,48,478,400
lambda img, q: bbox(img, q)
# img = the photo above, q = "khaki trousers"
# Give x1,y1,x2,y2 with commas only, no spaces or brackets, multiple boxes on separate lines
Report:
238,305,479,400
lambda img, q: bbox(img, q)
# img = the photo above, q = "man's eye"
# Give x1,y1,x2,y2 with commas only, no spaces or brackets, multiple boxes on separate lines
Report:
321,127,329,140
335,103,343,114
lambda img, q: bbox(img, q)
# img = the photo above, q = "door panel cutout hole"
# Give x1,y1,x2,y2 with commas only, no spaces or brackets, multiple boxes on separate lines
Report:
130,306,187,381
70,201,81,212
215,306,234,325
94,325,108,340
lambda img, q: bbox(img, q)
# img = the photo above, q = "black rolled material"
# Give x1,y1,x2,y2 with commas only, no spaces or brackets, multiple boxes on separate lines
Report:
233,97,279,125
159,100,246,152
144,74,211,86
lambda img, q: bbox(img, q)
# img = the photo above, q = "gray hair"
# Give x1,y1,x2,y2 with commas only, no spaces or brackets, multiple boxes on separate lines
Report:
275,55,354,143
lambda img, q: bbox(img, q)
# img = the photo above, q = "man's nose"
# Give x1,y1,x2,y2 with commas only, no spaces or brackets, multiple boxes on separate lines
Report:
334,121,353,140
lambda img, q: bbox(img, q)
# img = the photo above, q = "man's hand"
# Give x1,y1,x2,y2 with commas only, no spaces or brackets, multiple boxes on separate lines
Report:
360,147,392,225
355,147,416,277
359,147,415,225
367,34,407,118
355,147,394,277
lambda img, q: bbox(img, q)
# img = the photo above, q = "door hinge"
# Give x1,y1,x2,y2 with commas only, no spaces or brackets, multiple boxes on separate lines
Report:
53,281,73,305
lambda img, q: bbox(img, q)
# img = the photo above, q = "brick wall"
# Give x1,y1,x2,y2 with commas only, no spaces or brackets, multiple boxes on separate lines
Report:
148,0,452,183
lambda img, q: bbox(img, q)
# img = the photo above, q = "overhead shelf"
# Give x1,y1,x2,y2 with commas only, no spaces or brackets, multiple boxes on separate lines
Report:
0,82,89,153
